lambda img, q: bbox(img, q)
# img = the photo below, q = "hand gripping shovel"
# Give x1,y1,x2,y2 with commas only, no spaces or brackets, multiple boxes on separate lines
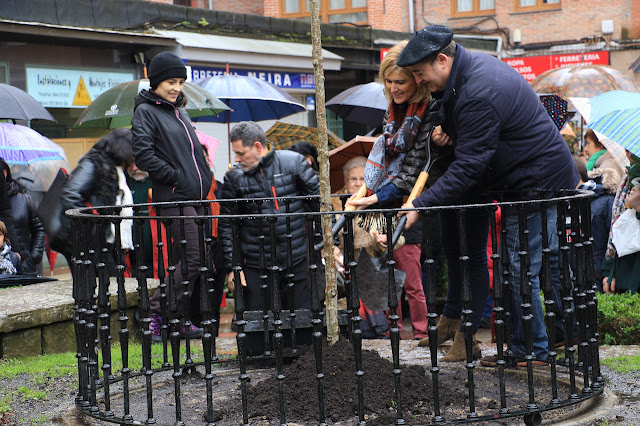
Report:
314,184,367,252
388,128,440,250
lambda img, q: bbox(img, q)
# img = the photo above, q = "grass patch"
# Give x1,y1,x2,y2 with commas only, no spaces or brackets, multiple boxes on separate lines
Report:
597,292,640,345
16,386,47,401
0,341,209,382
600,354,640,374
0,352,76,380
0,394,12,412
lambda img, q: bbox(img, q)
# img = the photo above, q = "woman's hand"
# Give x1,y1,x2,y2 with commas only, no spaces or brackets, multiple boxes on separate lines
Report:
626,186,640,212
346,193,378,210
227,270,246,293
432,125,452,147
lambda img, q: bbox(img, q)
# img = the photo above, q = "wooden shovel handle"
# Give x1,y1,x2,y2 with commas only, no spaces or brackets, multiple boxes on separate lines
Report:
344,184,368,212
406,171,429,204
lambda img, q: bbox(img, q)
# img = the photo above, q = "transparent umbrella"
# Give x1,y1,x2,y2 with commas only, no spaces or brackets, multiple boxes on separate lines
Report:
0,123,70,192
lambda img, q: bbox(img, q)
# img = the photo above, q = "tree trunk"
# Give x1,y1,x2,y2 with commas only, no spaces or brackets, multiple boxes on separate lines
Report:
309,0,339,344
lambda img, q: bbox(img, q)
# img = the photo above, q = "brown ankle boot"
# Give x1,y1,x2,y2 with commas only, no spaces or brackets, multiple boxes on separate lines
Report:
440,331,482,362
417,316,461,347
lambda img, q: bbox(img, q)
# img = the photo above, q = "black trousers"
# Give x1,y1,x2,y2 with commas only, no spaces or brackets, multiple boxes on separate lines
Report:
238,260,310,312
149,205,204,327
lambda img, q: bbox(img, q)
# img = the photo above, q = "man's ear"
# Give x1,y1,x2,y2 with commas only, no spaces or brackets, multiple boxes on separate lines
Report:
254,141,265,155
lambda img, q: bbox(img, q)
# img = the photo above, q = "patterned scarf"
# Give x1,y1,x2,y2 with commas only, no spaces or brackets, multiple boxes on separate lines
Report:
364,100,430,193
0,242,17,275
605,161,640,258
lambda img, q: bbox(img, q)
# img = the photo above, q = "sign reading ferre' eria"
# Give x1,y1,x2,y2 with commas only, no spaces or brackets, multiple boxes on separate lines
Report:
503,51,610,82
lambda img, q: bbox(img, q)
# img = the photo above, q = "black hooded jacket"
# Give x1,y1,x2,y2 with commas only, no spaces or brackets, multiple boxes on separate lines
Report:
219,149,319,271
7,182,45,274
132,90,213,203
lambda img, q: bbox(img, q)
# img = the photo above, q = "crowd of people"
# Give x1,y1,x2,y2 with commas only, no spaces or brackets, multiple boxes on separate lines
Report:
5,27,639,362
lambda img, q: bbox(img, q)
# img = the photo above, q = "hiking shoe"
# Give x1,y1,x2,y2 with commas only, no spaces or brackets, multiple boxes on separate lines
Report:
515,357,549,368
554,335,578,349
149,313,163,343
480,355,502,367
179,323,204,339
480,354,548,368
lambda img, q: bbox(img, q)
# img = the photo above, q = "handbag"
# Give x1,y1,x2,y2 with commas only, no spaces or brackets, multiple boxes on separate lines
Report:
611,208,640,257
355,247,406,311
35,168,71,254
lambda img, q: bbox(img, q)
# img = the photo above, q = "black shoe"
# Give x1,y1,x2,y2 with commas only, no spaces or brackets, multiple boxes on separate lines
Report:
179,324,204,339
479,316,491,329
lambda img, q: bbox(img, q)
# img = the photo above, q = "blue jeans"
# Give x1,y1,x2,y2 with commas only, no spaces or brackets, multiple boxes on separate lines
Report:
503,206,559,360
441,207,490,334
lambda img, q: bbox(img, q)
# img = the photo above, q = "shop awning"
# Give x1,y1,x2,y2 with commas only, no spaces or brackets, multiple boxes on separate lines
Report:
153,30,343,71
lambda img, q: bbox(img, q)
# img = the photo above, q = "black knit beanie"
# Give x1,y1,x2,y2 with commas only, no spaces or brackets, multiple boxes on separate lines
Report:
148,52,187,89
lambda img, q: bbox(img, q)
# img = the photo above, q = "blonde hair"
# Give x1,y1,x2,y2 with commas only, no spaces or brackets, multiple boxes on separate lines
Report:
379,40,430,104
0,220,9,245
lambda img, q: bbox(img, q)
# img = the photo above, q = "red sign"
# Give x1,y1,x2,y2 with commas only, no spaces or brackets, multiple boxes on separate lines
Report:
380,48,389,62
503,51,610,82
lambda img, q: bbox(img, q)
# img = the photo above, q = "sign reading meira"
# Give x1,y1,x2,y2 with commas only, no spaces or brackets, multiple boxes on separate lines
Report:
26,66,135,108
503,51,610,82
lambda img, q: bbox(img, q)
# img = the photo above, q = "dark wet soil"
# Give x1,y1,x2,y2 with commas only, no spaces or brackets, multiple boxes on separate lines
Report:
5,340,636,425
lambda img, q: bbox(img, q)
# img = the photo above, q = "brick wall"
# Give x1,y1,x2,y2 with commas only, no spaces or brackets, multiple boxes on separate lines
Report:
420,0,631,47
145,0,264,15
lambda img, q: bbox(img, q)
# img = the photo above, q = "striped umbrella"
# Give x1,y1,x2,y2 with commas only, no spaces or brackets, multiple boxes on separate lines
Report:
266,121,343,151
569,96,630,169
587,91,640,157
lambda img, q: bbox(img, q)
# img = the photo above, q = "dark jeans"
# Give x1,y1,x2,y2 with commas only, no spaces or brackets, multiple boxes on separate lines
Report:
441,207,491,335
149,205,204,328
239,261,310,312
501,206,559,359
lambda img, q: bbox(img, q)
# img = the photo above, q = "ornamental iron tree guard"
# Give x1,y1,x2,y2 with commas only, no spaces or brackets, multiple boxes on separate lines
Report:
67,189,604,425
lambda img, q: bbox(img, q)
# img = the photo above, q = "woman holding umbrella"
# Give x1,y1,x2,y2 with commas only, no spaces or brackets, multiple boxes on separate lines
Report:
346,41,455,345
132,51,213,342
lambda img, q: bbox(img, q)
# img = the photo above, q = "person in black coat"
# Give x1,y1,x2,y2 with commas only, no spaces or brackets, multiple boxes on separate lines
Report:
399,25,580,367
132,51,213,342
220,121,320,311
52,128,135,275
0,160,45,276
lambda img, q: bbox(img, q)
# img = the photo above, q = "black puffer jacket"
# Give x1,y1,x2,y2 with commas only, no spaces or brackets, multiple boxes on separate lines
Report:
7,182,45,274
132,90,212,203
392,99,454,194
219,149,319,270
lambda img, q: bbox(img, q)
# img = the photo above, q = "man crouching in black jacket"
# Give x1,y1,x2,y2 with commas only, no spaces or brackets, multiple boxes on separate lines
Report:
220,121,320,311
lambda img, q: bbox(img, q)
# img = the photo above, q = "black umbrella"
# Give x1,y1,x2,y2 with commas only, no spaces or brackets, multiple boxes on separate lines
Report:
0,83,56,122
326,82,388,128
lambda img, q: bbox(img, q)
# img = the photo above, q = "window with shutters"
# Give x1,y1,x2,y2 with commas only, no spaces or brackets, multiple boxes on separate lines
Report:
0,62,9,84
281,0,367,25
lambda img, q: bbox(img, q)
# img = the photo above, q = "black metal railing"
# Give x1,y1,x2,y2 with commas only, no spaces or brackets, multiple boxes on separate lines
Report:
68,190,603,425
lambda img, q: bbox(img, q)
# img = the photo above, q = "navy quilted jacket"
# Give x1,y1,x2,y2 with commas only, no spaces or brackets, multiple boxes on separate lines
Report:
413,45,579,208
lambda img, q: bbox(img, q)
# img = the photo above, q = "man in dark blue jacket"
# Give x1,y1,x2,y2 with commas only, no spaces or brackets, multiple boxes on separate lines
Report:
220,121,320,312
399,25,580,367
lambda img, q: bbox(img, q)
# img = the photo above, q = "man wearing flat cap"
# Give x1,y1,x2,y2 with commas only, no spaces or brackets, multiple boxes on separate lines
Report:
399,25,580,367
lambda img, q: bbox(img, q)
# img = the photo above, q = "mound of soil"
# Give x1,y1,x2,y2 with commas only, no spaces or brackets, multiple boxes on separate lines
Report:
241,338,459,425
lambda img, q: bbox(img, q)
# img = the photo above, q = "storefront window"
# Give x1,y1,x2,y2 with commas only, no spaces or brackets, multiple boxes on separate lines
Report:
330,0,346,9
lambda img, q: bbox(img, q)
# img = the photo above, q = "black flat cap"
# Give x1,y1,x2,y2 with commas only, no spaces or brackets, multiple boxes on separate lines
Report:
397,25,454,67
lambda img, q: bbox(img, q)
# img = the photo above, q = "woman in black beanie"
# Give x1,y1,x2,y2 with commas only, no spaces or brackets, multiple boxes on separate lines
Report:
132,51,213,343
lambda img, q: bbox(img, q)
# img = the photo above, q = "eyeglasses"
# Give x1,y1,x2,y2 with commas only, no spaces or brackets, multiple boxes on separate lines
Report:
348,177,365,183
